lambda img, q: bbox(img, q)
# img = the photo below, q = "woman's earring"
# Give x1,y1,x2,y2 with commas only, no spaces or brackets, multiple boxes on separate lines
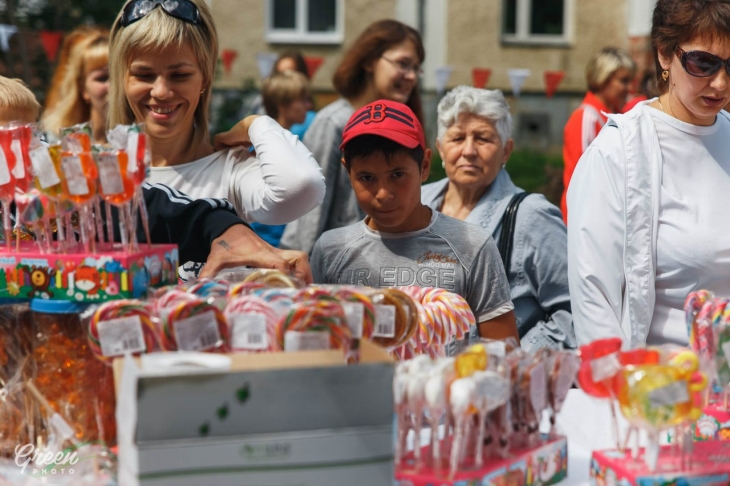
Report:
662,70,669,81
200,89,205,94
441,160,445,169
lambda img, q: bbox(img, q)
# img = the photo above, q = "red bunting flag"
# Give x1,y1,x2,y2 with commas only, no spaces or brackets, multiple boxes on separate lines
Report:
472,68,491,89
544,71,565,98
304,56,324,79
221,49,238,75
39,31,63,62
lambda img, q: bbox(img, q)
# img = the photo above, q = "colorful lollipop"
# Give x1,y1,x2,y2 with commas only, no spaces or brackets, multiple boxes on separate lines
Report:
88,300,160,365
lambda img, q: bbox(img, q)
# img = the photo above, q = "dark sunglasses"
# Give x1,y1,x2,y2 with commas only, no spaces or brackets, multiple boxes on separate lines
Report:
675,45,730,77
119,0,200,27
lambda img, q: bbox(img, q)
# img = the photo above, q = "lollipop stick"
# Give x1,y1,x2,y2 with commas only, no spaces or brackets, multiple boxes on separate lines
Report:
79,206,91,254
609,398,622,452
475,411,486,468
54,203,65,253
395,409,408,466
2,201,11,251
413,405,423,467
124,202,137,253
14,207,19,252
94,198,106,245
430,408,441,469
118,204,129,249
135,189,152,249
105,202,114,249
449,417,465,478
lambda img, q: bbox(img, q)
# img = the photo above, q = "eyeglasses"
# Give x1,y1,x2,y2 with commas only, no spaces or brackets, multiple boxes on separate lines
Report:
675,45,730,77
119,0,200,27
381,56,423,77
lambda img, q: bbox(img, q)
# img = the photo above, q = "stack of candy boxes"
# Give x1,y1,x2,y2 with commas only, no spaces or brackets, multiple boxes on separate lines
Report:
392,342,577,486
0,121,177,302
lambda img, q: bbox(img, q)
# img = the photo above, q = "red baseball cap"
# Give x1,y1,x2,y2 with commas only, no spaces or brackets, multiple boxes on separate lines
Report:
340,99,426,151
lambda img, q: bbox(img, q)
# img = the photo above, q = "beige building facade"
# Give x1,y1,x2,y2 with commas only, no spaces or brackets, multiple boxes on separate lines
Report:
210,0,656,149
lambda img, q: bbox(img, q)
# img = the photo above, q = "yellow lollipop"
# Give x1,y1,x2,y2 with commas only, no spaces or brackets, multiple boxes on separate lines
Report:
455,343,488,378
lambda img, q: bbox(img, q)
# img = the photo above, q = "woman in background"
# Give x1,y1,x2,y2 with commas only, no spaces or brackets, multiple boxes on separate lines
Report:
280,19,426,254
41,27,109,143
561,47,635,223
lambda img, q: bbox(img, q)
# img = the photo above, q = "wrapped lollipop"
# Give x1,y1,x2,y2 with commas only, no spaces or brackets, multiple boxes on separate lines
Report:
547,350,580,434
685,290,713,347
331,286,376,340
87,300,160,365
228,281,266,297
424,357,455,470
612,348,707,471
95,150,136,247
366,288,418,351
187,278,230,309
393,361,411,466
471,369,511,468
405,355,433,469
448,376,476,477
715,307,730,405
224,295,279,352
275,300,352,359
160,297,230,353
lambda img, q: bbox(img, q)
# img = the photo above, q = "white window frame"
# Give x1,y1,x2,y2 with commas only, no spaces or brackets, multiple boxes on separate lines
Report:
266,0,344,45
501,0,573,46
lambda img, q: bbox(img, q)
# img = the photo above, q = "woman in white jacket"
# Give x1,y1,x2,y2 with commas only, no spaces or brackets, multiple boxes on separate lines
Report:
568,0,730,348
108,0,325,228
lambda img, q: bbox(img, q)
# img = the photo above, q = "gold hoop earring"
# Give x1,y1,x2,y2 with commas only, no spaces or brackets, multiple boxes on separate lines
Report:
662,70,669,81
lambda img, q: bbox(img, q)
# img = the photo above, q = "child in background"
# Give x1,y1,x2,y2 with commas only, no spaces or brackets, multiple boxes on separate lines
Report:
0,77,40,125
311,100,518,342
252,70,313,247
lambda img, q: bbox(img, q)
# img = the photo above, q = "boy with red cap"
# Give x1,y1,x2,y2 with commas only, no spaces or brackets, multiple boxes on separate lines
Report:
311,100,518,343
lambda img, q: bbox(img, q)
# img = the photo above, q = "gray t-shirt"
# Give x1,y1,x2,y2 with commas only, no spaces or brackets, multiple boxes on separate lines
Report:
311,211,514,323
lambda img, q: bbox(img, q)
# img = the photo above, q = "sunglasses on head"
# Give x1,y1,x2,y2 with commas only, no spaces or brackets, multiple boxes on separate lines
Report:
119,0,200,27
675,45,730,77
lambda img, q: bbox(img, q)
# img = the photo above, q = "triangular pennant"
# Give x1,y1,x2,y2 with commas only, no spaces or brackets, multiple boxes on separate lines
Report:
256,52,278,79
0,25,17,52
434,66,453,95
544,71,565,98
221,49,238,75
472,68,491,89
508,69,531,97
304,56,324,79
39,31,63,62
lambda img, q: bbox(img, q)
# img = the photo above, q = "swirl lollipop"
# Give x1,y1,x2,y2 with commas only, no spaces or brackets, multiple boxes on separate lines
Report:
228,281,266,297
88,300,160,365
332,286,376,339
161,298,230,353
243,269,302,288
275,300,352,359
224,295,279,352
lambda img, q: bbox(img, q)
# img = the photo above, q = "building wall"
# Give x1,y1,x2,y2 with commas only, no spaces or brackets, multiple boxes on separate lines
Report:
444,0,629,94
212,0,396,93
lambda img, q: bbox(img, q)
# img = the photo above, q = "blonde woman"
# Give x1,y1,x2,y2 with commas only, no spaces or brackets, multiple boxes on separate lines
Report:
41,27,109,143
108,0,325,226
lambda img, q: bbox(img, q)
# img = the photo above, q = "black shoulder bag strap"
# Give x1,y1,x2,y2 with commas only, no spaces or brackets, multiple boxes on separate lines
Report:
497,192,530,275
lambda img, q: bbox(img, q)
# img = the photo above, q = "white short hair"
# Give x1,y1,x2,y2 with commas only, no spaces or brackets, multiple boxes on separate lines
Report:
437,86,513,144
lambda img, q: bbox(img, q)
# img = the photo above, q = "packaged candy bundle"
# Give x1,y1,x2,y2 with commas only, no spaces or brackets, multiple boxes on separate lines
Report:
394,342,578,480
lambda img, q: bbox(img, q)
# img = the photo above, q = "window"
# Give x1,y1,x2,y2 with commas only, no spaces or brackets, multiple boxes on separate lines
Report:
266,0,344,44
502,0,572,45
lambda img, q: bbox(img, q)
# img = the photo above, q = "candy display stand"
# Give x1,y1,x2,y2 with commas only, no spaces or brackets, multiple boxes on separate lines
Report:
591,440,730,486
395,436,568,486
0,243,178,302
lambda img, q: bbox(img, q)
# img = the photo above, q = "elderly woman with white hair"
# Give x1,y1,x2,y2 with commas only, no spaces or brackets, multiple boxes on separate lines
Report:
421,86,574,350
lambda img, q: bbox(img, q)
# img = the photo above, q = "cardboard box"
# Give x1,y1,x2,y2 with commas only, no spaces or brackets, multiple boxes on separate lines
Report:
394,436,568,486
0,243,178,302
115,341,395,486
591,441,730,486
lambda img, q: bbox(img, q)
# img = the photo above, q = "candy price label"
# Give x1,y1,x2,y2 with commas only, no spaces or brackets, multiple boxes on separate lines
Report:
590,352,621,382
230,313,268,350
343,303,364,338
174,311,221,351
10,139,24,179
98,316,146,357
30,147,60,189
648,380,689,407
61,155,90,196
530,362,548,413
127,132,139,173
284,331,330,352
485,340,506,359
373,305,396,338
0,147,10,186
98,154,125,195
